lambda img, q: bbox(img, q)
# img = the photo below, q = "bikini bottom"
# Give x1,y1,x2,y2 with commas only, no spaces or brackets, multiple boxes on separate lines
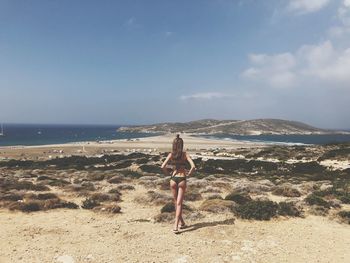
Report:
170,176,186,186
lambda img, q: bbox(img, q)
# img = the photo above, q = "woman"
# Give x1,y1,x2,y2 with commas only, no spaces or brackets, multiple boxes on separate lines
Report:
161,134,196,234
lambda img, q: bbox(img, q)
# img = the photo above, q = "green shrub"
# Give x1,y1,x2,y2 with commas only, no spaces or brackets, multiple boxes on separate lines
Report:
0,192,24,201
338,211,350,224
119,170,143,179
116,184,135,191
305,194,330,208
139,164,163,174
103,204,121,213
199,199,236,213
8,201,42,212
36,193,59,200
272,185,301,197
160,202,192,213
206,194,223,200
82,198,100,209
235,200,278,220
161,202,175,213
277,202,301,217
186,191,202,201
225,192,252,205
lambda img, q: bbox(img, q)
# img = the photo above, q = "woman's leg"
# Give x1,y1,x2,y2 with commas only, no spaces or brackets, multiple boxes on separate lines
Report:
174,180,186,230
170,180,185,228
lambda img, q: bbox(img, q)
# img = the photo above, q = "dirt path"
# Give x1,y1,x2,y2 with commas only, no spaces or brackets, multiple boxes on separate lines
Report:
1,184,350,263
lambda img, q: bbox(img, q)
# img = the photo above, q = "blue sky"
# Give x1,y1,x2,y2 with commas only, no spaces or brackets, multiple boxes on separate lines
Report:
1,0,349,128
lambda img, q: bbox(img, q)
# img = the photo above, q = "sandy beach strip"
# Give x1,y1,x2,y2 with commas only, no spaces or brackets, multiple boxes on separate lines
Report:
0,134,267,160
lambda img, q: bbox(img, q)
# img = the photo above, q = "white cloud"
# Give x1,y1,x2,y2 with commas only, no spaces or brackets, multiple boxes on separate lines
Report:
180,92,235,101
242,52,297,88
326,0,350,38
287,0,330,14
242,41,350,88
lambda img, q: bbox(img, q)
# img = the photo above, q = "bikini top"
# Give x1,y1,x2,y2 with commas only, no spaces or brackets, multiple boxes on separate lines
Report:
170,152,187,169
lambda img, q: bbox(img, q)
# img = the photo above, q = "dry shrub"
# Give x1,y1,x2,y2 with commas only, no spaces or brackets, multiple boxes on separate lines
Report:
199,186,222,194
46,178,71,187
115,184,135,191
139,164,163,174
210,181,233,191
160,202,192,213
154,210,203,223
338,211,350,224
134,190,172,206
108,188,122,195
9,201,42,212
277,202,301,217
224,192,252,205
308,205,329,216
272,185,301,197
235,200,278,220
102,204,121,213
107,175,123,184
87,173,105,181
1,179,49,191
35,193,59,200
67,182,96,192
82,198,100,209
199,199,236,213
89,193,111,202
206,194,223,200
154,212,173,223
0,192,24,201
7,199,78,212
185,191,202,201
305,194,330,208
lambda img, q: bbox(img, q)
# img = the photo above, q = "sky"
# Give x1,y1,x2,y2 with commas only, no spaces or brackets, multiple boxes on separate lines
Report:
0,0,349,129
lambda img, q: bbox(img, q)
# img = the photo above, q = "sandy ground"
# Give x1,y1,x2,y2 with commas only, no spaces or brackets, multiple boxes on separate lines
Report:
0,134,266,160
1,184,350,263
1,134,350,262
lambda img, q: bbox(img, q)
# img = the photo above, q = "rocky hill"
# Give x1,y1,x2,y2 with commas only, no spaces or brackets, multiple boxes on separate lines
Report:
117,119,339,135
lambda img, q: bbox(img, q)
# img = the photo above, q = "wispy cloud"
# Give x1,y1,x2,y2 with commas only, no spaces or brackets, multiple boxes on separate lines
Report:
165,31,174,37
180,92,235,101
287,0,331,15
242,40,350,89
329,0,350,38
124,16,141,29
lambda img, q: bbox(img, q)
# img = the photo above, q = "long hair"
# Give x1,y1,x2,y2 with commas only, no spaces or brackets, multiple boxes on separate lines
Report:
172,134,183,161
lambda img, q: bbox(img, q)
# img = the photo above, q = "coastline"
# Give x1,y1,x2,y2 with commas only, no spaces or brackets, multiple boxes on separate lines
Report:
0,133,268,160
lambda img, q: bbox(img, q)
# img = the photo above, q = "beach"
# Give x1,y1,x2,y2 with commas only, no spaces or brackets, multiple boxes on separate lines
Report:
1,134,350,263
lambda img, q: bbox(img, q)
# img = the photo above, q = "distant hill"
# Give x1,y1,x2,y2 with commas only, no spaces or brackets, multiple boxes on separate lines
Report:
117,119,343,135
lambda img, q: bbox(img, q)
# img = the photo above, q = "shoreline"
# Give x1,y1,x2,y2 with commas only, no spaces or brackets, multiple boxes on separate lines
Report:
0,134,268,160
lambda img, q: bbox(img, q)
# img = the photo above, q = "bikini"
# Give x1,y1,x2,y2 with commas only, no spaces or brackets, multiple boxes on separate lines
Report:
170,154,187,186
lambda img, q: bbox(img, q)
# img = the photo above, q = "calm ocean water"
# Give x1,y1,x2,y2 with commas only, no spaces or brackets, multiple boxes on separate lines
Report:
1,124,350,146
0,124,156,147
195,133,350,145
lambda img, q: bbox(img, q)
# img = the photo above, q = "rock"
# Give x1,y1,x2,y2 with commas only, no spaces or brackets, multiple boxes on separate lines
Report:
320,183,333,191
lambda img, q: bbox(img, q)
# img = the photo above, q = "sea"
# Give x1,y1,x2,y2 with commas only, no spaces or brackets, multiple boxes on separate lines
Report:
195,133,350,145
0,124,350,147
0,124,156,147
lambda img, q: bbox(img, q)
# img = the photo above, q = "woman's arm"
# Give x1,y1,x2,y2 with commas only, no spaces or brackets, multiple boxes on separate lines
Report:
161,153,172,176
185,152,196,176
